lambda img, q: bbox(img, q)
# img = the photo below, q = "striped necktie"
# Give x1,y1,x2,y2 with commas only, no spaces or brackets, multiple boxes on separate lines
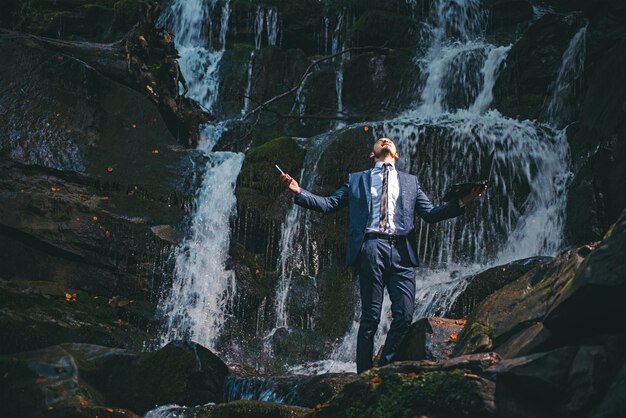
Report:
379,163,390,233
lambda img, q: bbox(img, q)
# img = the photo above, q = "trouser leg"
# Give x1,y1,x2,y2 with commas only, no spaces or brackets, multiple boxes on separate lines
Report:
379,239,416,367
356,238,385,373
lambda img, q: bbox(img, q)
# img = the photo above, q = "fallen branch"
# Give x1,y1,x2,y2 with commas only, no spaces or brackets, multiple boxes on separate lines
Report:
242,44,390,121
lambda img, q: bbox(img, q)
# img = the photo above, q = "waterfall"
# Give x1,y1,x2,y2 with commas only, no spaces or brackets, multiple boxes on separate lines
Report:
157,0,246,350
267,134,335,338
286,0,571,374
241,51,255,116
291,72,313,122
543,25,588,128
331,10,347,128
160,0,231,112
254,5,280,49
470,45,510,114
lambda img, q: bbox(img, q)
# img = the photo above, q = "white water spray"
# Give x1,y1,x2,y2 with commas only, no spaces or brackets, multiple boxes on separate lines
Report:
158,0,245,350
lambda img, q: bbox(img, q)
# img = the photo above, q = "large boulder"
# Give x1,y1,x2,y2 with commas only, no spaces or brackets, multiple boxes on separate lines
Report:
488,339,626,417
311,361,496,418
445,257,553,319
0,341,229,417
544,209,626,340
588,354,626,418
453,245,592,358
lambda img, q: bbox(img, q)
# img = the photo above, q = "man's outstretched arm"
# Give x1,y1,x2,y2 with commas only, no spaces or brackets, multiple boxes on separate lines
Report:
415,178,486,223
280,173,348,214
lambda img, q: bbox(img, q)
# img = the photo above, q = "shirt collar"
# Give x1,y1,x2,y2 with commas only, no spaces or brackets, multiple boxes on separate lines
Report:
373,161,396,171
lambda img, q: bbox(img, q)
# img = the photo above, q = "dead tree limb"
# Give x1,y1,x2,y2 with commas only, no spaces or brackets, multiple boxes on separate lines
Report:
242,44,390,121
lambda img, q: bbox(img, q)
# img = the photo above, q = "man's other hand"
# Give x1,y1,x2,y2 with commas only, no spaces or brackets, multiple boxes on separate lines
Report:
461,184,487,206
280,173,301,194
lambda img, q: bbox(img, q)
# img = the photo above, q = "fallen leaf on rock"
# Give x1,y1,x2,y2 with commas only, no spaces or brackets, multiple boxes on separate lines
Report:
65,292,77,302
463,373,479,379
446,333,458,343
369,375,382,389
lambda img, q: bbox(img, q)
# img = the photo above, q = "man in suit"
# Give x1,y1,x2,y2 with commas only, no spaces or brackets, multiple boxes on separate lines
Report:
280,137,485,373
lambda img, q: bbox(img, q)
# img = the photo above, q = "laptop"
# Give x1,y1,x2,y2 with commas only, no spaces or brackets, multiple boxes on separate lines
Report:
442,151,495,202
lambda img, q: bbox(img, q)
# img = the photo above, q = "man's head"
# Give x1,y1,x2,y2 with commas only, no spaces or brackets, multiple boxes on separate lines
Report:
370,137,399,162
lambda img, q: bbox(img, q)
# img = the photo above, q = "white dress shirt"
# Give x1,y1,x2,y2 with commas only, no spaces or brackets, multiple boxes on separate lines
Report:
365,161,405,234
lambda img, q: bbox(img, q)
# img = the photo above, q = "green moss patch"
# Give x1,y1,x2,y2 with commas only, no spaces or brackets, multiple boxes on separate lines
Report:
314,369,488,418
238,136,305,196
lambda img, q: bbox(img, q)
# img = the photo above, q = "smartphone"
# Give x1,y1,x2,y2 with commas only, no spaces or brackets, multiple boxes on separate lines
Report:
274,164,285,174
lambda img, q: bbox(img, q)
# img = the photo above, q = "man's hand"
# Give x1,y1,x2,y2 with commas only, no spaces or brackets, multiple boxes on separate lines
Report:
461,184,487,206
280,173,301,194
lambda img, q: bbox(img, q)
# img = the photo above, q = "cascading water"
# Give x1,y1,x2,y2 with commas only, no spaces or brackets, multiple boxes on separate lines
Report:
543,25,588,128
332,10,347,128
151,0,579,406
157,0,245,350
254,5,280,49
285,0,571,374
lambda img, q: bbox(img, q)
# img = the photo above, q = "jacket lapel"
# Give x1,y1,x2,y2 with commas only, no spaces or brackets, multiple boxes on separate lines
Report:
362,169,372,216
398,171,412,225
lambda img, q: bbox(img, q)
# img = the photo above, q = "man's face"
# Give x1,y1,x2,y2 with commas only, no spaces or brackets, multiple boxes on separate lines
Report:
370,137,399,160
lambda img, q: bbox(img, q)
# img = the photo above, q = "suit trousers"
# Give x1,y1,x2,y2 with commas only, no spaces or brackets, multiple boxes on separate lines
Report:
356,235,416,373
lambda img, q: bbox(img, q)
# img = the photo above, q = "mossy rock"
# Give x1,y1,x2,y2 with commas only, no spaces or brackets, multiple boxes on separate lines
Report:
158,399,312,417
238,136,305,197
313,369,491,418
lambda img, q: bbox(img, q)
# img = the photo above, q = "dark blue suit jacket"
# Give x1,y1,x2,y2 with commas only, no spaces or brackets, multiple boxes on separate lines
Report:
294,168,464,266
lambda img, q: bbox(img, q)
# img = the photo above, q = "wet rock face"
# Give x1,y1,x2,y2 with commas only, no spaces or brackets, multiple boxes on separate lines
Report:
0,159,181,301
492,12,585,121
453,245,591,358
0,278,155,355
565,37,626,245
225,372,358,408
0,341,229,417
450,211,626,404
0,0,142,43
489,339,626,418
445,256,553,319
